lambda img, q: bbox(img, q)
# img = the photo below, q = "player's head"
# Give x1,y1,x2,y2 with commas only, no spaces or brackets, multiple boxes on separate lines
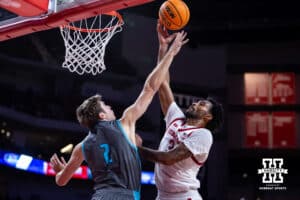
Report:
76,94,116,129
185,97,223,133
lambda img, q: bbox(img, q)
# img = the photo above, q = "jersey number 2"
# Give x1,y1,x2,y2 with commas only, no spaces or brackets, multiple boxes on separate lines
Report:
100,144,113,164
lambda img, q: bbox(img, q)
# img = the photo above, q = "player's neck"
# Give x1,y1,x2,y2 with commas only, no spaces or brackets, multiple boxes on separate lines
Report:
185,118,206,128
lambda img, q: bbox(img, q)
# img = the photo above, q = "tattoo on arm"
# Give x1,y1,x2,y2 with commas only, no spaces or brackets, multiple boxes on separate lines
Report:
139,143,192,165
170,143,192,163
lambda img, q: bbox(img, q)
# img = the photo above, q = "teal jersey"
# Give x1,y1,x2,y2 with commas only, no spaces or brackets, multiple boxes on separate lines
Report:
82,120,141,199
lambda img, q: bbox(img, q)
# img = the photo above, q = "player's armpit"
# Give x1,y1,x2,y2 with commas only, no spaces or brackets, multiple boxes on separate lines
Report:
159,80,174,116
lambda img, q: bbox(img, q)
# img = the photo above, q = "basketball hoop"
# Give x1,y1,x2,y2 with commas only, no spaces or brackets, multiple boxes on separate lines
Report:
60,11,124,75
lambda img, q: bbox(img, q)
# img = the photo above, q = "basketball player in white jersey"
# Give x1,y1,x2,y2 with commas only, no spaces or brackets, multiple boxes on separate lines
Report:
138,22,224,200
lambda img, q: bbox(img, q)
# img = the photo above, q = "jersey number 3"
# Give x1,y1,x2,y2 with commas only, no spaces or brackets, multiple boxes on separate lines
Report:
100,144,113,165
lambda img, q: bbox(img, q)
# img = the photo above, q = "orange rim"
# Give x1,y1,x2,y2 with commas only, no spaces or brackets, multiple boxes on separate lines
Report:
60,11,123,33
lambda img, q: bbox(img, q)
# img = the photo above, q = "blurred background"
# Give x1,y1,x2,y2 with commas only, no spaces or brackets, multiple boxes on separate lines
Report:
0,0,300,199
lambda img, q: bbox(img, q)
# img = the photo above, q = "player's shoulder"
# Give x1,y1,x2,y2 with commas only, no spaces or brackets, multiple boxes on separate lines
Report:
166,101,179,111
191,128,213,141
192,127,211,134
165,102,185,123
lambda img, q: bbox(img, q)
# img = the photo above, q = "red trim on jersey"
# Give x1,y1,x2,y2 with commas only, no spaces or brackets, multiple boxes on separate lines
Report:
167,118,185,129
178,126,203,132
187,132,193,137
191,155,204,166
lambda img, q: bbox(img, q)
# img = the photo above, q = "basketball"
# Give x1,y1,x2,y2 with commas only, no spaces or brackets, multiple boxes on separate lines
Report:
159,0,190,30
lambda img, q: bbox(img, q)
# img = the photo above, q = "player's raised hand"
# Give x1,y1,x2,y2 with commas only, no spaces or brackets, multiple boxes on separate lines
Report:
168,31,189,56
157,20,176,49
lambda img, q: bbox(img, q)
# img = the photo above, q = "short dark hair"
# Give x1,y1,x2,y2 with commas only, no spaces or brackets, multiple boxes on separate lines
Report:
76,94,104,129
205,97,224,133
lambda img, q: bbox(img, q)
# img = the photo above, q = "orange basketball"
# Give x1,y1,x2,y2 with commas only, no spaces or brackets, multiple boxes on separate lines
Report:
159,0,190,30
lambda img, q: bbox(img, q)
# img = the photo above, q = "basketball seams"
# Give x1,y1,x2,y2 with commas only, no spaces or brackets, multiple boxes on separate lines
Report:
162,9,174,25
160,7,180,30
159,0,189,30
167,0,183,27
159,10,174,29
182,1,190,26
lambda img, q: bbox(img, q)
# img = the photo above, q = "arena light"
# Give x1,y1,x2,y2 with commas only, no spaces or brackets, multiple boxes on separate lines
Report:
16,154,33,170
60,144,73,154
0,149,155,185
6,131,11,138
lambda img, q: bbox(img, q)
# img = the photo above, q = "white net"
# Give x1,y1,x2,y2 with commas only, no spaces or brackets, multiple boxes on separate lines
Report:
60,12,124,75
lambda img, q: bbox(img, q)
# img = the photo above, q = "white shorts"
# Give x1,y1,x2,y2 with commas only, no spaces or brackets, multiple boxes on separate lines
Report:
156,190,202,200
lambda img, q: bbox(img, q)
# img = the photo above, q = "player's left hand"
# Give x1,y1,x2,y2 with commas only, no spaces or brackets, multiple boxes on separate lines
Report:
157,20,176,49
50,153,67,173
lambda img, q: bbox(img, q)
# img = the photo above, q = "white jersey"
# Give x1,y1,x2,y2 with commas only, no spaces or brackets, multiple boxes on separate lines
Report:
155,102,213,194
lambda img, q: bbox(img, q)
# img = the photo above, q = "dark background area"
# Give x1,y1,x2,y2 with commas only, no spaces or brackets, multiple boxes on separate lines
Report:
1,0,300,199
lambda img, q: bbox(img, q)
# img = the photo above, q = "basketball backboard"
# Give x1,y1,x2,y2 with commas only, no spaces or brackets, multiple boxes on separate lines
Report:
0,0,154,41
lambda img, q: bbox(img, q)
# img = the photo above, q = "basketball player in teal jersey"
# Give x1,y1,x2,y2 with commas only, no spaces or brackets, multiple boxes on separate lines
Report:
50,26,189,200
138,22,224,200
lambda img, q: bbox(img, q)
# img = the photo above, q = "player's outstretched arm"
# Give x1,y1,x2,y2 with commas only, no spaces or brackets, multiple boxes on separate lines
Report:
156,22,188,115
138,143,193,165
120,32,188,128
50,143,84,186
157,20,176,65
